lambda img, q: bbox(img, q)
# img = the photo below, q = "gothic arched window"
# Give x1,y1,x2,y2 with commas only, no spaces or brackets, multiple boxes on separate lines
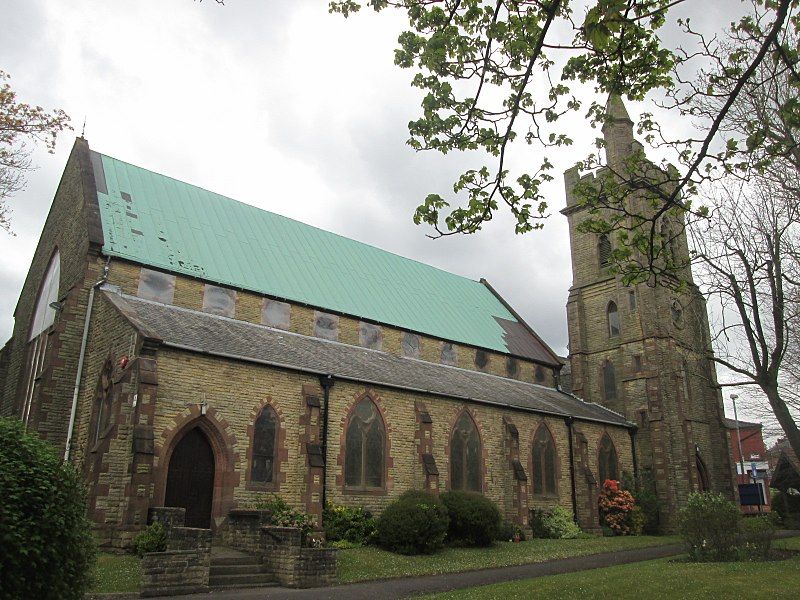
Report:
22,251,61,424
603,360,617,401
607,301,620,337
696,452,709,491
94,360,115,443
598,234,612,268
598,435,619,483
251,405,278,483
450,412,482,492
532,425,557,496
344,398,385,490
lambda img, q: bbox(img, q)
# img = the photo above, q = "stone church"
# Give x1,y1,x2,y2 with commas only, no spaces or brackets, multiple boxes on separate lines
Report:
0,97,734,546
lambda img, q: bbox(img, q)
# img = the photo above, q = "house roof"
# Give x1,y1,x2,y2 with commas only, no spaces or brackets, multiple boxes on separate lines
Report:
722,417,763,429
89,150,558,365
102,289,631,427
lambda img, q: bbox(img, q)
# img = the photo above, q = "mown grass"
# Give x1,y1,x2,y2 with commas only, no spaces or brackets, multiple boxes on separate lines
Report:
90,553,141,593
337,535,680,583
422,537,800,600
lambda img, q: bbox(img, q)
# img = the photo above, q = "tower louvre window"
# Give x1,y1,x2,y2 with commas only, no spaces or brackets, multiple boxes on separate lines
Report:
598,234,612,268
607,302,620,338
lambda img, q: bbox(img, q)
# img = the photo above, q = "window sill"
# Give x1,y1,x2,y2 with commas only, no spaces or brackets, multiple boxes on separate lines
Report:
343,487,387,496
245,481,278,492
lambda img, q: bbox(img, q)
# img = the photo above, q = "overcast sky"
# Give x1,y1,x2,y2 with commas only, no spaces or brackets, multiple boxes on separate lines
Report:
3,1,769,428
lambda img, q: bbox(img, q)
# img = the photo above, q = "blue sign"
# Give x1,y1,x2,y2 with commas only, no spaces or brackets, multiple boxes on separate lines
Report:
738,483,764,506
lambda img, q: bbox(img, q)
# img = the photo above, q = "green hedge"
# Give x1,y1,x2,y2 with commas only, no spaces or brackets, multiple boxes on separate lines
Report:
0,418,96,599
323,503,377,546
376,490,449,555
441,491,501,547
531,506,581,539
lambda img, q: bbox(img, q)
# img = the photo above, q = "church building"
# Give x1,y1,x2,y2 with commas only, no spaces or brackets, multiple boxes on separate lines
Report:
0,97,733,547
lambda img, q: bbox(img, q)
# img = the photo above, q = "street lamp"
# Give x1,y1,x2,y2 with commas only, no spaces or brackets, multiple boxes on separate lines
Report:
731,394,746,479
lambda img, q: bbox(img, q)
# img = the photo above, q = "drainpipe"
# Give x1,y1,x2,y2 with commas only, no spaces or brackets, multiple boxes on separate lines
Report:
64,259,109,461
629,426,639,481
565,416,578,523
319,374,334,510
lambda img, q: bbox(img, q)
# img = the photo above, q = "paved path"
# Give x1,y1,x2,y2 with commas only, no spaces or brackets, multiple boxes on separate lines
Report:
155,531,800,600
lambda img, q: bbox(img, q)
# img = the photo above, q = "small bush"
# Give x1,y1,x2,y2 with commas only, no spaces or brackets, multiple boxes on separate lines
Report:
0,418,96,599
323,503,377,546
133,522,167,557
253,494,315,538
679,492,741,562
377,490,449,555
530,506,581,539
628,506,646,536
441,491,502,547
622,469,660,534
739,516,776,560
598,480,637,535
771,490,800,528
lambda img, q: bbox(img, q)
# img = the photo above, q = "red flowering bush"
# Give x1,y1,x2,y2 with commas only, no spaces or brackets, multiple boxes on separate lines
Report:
598,479,637,535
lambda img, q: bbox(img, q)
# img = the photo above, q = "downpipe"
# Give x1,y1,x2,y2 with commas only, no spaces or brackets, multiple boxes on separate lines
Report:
63,259,109,461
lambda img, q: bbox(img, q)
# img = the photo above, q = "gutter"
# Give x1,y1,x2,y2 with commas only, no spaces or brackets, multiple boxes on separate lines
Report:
64,258,110,461
629,426,639,481
565,416,579,523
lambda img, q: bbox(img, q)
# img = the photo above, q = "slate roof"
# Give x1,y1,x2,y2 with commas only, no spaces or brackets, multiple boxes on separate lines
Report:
103,289,631,427
88,150,559,365
722,417,763,429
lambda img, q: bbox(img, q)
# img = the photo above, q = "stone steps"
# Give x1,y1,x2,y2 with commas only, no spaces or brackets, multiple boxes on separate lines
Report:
209,552,277,589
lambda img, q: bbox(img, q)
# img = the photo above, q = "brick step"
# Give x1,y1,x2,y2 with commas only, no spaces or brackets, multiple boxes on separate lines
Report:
210,563,267,576
210,555,261,567
209,573,277,588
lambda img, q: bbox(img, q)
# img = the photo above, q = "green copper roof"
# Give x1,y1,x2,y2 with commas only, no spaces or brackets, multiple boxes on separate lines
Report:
91,150,556,363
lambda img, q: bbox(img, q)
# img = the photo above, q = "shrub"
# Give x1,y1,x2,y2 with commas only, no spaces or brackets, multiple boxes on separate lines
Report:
628,506,646,536
253,494,315,538
133,522,167,557
376,490,449,555
598,480,637,535
530,506,581,539
440,491,502,547
323,503,377,546
0,418,96,599
739,516,776,560
679,492,741,561
771,490,800,528
622,469,660,534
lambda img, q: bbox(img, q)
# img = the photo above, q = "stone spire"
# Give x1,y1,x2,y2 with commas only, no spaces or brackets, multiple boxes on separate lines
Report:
602,94,634,167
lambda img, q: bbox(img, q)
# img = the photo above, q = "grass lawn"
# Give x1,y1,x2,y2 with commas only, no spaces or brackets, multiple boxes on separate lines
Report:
422,537,800,599
337,535,679,583
90,553,141,594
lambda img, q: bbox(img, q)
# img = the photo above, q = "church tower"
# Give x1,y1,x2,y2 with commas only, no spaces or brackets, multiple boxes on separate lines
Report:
561,96,736,530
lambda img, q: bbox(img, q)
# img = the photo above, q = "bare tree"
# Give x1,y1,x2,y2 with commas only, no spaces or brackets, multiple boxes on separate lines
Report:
691,172,800,462
0,70,71,233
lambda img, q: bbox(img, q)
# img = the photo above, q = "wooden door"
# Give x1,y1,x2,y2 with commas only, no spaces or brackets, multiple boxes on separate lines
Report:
164,428,215,528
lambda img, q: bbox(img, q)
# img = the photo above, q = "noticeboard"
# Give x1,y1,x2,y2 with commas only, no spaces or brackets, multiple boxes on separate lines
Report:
738,483,764,506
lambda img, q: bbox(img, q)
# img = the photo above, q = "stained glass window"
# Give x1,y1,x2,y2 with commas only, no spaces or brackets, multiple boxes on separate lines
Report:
450,412,481,492
137,268,175,304
203,284,236,317
344,398,384,489
252,406,278,483
402,332,421,358
532,426,557,495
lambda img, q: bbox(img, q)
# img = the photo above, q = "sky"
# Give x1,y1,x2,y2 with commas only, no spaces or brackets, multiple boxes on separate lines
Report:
1,1,770,429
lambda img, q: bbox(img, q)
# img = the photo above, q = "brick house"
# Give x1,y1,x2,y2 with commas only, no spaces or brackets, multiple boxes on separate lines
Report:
724,418,771,513
0,138,637,548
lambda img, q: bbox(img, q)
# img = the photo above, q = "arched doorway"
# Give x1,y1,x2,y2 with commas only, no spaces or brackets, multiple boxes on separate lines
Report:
165,428,215,528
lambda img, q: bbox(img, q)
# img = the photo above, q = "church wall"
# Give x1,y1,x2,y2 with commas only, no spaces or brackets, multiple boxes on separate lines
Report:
112,345,632,540
105,259,558,386
0,139,102,454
